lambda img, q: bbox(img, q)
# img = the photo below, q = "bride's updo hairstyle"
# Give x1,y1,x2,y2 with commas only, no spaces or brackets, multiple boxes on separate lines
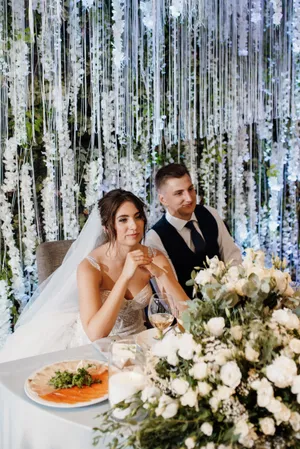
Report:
98,189,147,244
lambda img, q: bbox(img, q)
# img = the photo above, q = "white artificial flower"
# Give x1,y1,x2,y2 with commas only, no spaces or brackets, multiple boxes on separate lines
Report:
266,356,297,388
200,422,213,436
272,270,289,294
206,443,215,449
234,420,249,440
214,348,232,366
274,403,291,424
291,375,300,394
245,344,260,362
272,309,300,330
180,388,198,408
185,437,196,449
197,381,212,396
209,396,220,412
290,412,300,431
141,386,161,403
195,269,214,285
171,378,189,396
256,378,274,408
259,417,275,435
289,338,300,354
155,394,179,419
152,333,179,366
266,398,282,414
226,265,240,281
235,279,247,296
207,317,225,337
177,333,198,360
189,362,208,380
215,385,234,401
220,361,242,388
230,325,243,341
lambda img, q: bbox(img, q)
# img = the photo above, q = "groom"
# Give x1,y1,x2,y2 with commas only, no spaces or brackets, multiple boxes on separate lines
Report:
145,163,242,297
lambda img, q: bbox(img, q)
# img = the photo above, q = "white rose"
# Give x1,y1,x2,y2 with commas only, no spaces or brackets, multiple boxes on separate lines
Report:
230,325,243,341
245,344,260,362
253,378,274,408
167,352,179,366
185,437,196,449
215,385,234,401
234,420,249,439
200,422,213,436
292,376,300,394
207,317,225,337
177,333,198,360
162,402,178,419
209,396,220,412
189,362,208,380
266,356,297,388
197,381,212,396
259,417,275,435
266,398,282,414
195,269,214,285
141,386,161,403
290,412,300,431
215,349,232,366
220,361,242,388
289,339,300,354
180,388,198,408
155,394,179,419
206,443,215,449
274,403,291,423
171,378,189,396
272,309,299,330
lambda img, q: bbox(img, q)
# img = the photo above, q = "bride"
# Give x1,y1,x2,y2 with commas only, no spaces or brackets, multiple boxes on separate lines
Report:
0,189,188,362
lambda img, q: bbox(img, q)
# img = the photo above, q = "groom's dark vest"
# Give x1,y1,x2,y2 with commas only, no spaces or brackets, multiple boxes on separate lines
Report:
152,205,220,297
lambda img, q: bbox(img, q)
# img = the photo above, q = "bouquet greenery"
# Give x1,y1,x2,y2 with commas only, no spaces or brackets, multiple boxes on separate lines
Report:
94,250,300,449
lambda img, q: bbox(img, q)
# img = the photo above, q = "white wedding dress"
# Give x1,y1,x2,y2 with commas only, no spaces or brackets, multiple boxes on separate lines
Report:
0,207,151,363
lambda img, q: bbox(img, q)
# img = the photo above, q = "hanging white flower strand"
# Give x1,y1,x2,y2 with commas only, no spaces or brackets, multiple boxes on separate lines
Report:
41,133,59,241
20,163,38,290
0,280,12,349
0,190,26,308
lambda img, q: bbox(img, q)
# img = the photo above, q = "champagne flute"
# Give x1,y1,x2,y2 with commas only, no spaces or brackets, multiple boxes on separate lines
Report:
148,293,174,339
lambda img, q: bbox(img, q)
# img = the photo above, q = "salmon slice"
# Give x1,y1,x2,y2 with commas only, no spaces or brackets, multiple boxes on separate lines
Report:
40,370,109,404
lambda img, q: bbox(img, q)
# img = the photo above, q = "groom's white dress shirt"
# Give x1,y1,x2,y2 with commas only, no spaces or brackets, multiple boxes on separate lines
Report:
145,205,242,277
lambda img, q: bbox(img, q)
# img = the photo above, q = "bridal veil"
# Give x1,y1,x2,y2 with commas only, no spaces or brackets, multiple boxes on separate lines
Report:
0,206,106,363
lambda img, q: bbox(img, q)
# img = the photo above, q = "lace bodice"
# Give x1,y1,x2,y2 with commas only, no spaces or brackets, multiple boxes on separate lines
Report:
85,256,152,337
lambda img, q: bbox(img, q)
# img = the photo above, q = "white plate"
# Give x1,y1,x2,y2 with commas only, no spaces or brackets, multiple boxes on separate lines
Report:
135,328,158,349
24,359,108,408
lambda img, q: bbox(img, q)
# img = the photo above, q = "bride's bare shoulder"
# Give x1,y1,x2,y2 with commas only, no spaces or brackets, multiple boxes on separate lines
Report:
77,244,108,275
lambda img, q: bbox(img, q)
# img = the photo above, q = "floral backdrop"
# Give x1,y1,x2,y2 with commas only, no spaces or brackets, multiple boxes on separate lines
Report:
0,0,299,346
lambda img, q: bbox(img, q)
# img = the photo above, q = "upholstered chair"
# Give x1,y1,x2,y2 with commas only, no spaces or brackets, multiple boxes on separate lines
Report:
36,240,75,284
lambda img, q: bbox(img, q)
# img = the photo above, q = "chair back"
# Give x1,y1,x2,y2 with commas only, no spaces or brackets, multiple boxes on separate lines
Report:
36,240,75,284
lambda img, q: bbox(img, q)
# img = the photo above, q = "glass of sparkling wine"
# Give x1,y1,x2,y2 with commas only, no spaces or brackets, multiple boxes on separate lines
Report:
148,293,174,339
109,337,147,420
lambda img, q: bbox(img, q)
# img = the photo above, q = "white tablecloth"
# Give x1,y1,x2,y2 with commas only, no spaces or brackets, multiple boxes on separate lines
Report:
0,344,114,449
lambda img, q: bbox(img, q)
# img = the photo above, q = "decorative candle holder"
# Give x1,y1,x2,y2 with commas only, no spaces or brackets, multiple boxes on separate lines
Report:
108,337,147,420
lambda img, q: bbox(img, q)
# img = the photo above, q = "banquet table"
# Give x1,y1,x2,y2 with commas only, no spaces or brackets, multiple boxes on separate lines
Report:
0,343,115,449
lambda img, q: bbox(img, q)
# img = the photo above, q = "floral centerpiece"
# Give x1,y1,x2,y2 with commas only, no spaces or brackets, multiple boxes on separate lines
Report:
94,250,300,449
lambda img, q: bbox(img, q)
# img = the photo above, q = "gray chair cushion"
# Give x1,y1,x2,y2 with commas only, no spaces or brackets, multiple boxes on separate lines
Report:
36,240,75,285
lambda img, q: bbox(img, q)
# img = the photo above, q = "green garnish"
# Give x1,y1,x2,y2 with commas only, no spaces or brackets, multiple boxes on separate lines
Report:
48,364,102,389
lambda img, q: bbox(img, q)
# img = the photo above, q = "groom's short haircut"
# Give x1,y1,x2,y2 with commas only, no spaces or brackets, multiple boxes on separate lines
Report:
155,163,190,191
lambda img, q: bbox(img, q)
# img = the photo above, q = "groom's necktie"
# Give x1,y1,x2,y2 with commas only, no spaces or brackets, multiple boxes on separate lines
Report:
185,220,206,253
